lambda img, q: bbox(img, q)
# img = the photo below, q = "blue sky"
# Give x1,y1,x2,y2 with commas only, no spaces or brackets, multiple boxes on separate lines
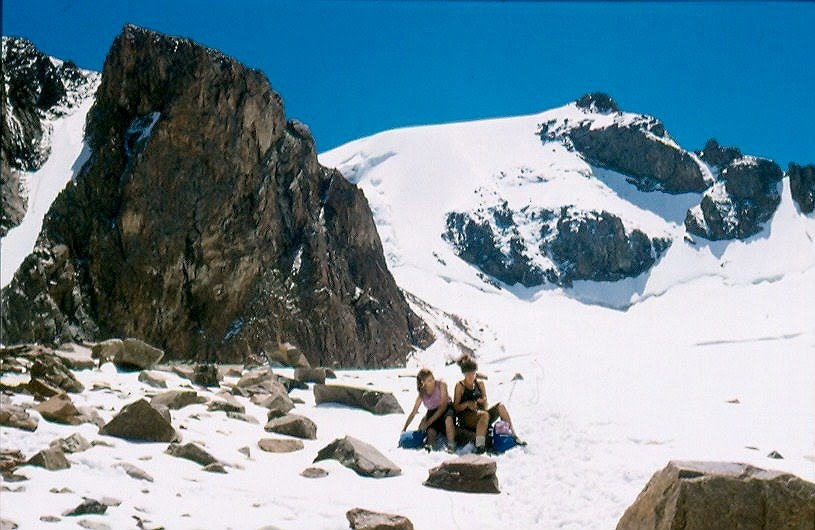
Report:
3,1,813,166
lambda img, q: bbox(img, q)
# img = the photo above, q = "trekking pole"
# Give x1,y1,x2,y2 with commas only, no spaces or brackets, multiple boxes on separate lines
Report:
506,373,523,403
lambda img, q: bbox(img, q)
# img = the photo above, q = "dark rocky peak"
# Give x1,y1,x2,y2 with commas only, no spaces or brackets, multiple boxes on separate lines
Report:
696,138,742,169
788,162,815,214
1,36,99,236
1,25,432,367
541,94,707,194
575,92,620,114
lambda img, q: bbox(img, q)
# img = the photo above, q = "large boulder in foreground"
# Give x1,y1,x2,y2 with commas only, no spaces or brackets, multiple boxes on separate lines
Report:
0,24,432,367
346,508,414,530
313,384,404,415
99,399,179,442
423,454,500,494
314,436,401,478
616,461,815,530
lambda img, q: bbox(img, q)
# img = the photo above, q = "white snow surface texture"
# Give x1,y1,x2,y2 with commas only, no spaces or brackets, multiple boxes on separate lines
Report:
1,101,814,529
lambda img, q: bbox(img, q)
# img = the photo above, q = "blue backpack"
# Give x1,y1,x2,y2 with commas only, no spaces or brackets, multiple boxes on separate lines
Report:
490,433,517,453
398,430,426,449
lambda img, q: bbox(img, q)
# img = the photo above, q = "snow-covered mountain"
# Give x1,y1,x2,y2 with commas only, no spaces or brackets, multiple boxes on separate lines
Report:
2,33,813,530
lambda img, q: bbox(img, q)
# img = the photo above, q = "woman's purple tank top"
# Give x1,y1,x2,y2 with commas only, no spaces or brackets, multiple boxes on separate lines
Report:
422,381,443,410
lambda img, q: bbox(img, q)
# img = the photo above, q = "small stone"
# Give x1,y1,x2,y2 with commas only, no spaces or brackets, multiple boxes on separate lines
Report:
226,412,259,424
27,447,71,471
50,433,91,454
63,498,107,516
165,442,219,466
114,462,154,482
238,446,251,458
767,450,784,459
39,515,61,523
49,487,73,494
346,508,414,530
258,438,304,453
77,520,111,530
0,520,18,530
300,467,328,478
202,462,227,473
138,370,168,388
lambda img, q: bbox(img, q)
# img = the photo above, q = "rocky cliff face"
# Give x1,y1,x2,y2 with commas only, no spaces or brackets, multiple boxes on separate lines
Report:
1,37,98,236
1,25,431,366
444,203,670,288
789,162,815,214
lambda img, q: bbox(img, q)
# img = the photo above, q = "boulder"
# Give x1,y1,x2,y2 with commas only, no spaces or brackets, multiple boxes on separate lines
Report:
267,343,310,368
346,508,414,530
314,384,404,415
300,467,328,479
54,346,95,370
0,448,26,477
313,436,401,478
423,454,500,494
264,414,317,439
50,433,91,454
251,388,295,418
113,462,153,482
29,355,84,393
63,499,107,516
165,442,219,467
26,447,71,471
171,365,196,381
258,438,304,453
789,162,815,214
207,391,245,413
35,393,83,424
294,367,326,385
93,338,164,370
236,367,276,389
150,390,207,410
138,370,168,388
99,399,179,442
192,363,221,387
226,412,259,424
0,397,38,431
616,461,815,530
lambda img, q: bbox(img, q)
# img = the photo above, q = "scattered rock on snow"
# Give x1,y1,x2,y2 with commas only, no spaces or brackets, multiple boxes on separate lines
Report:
165,442,219,467
138,370,168,388
40,515,61,522
50,432,91,454
615,460,815,530
113,462,154,482
264,414,317,439
423,454,500,494
314,436,401,478
92,338,164,370
346,508,414,530
258,438,304,453
767,450,784,459
202,462,228,473
150,390,207,410
313,384,404,415
300,467,328,478
26,447,71,471
0,396,38,431
192,363,221,387
35,393,96,425
207,391,245,413
0,519,18,530
77,520,111,530
99,399,179,442
226,412,259,424
30,355,85,394
294,367,326,384
251,387,295,418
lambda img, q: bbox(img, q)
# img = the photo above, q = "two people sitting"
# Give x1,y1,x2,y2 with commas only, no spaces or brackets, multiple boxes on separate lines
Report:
402,355,524,454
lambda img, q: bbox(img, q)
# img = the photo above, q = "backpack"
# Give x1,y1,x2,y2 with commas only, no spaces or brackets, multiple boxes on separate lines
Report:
398,430,426,449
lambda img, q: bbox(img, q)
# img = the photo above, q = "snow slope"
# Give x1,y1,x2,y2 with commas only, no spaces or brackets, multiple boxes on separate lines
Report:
2,101,813,530
1,79,98,289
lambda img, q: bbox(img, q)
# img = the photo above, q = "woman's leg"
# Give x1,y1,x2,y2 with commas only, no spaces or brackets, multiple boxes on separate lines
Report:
475,410,489,438
496,403,525,444
444,415,456,450
426,427,438,446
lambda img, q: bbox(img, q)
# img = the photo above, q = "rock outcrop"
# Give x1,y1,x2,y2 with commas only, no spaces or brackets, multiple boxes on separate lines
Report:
445,204,670,287
1,37,98,236
1,25,432,367
314,436,401,478
313,384,404,415
789,162,815,214
685,155,784,240
616,461,815,530
542,93,708,193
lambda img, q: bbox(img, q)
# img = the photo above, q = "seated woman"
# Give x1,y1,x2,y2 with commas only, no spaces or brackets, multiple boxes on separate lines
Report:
453,355,524,453
402,368,457,452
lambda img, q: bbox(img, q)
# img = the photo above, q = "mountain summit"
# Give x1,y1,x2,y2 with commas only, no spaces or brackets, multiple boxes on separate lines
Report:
1,25,431,365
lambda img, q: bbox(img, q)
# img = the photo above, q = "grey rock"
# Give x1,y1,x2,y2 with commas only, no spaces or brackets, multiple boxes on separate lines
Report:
94,338,164,370
697,138,742,168
226,412,259,424
300,466,328,478
202,462,228,473
0,396,38,431
54,346,95,370
616,461,815,530
207,391,245,413
236,367,276,389
113,462,154,482
264,414,317,439
63,499,107,516
165,442,219,467
314,384,404,415
138,370,168,388
347,508,414,530
26,447,71,471
294,367,326,385
77,520,111,530
36,393,83,424
0,519,17,530
150,390,207,410
40,516,61,522
30,355,85,393
99,399,179,442
313,436,401,478
258,438,304,453
252,387,295,418
50,433,91,454
424,454,500,494
192,363,221,387
575,92,620,114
